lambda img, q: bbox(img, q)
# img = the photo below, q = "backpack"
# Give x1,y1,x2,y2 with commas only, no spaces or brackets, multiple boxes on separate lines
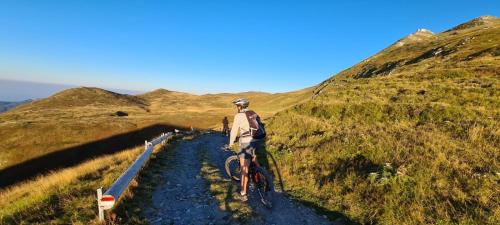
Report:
244,110,266,139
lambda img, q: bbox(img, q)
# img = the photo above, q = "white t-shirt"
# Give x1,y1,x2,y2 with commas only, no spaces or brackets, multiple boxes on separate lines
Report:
229,110,253,145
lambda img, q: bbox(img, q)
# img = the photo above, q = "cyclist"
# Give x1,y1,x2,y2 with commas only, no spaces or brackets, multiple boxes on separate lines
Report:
228,98,264,201
222,117,230,136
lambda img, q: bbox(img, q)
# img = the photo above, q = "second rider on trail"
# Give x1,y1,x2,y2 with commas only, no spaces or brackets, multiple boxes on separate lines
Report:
228,98,266,202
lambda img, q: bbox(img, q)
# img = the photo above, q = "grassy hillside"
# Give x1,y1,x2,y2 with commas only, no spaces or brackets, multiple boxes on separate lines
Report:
263,16,499,224
0,146,143,224
0,85,311,184
138,87,313,128
0,138,177,225
0,87,151,172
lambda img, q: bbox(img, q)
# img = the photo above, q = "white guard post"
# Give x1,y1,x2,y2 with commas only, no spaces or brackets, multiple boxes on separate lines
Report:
97,187,104,221
96,132,172,222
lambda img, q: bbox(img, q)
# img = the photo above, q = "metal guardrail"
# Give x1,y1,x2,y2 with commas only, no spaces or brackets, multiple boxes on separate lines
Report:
96,132,173,222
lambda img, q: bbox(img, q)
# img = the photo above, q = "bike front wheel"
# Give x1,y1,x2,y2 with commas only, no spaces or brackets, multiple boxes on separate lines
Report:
225,155,241,181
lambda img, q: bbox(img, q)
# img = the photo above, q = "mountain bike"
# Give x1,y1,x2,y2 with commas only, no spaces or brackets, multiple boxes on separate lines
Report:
224,148,274,208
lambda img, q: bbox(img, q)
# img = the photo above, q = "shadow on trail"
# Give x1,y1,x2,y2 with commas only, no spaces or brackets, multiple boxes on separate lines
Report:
292,198,361,225
0,123,187,189
200,132,352,224
223,181,237,216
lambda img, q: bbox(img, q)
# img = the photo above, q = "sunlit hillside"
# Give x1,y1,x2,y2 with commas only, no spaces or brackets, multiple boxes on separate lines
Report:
0,85,311,181
263,16,499,224
0,14,498,225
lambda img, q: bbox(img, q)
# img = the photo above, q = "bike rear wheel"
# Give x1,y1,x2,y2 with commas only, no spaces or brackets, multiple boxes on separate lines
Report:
254,167,274,209
225,155,241,181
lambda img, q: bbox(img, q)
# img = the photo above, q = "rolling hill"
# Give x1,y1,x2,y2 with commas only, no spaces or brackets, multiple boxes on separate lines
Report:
0,88,151,173
0,85,312,223
262,16,499,224
0,85,311,180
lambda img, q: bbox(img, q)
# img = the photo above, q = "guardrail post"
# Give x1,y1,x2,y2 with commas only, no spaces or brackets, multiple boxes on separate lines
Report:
97,187,105,222
97,132,173,220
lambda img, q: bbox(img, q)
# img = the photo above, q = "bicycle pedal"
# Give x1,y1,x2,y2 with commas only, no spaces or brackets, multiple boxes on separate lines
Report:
249,183,255,192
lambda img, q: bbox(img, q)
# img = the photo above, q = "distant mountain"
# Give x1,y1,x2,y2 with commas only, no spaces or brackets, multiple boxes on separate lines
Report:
446,15,498,32
0,100,32,113
313,15,499,93
11,87,149,112
0,79,144,102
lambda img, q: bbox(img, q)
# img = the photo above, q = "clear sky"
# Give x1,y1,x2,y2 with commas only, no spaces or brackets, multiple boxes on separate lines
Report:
0,0,498,95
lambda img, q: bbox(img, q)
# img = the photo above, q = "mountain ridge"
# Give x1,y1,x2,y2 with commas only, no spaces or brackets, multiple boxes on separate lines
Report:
263,15,499,225
312,15,499,96
446,15,498,32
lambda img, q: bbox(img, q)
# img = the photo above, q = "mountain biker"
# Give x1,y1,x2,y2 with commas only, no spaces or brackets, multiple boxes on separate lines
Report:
228,98,265,202
222,117,230,137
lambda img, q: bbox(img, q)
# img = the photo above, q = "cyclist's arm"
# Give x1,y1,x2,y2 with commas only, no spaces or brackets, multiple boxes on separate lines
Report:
229,114,242,147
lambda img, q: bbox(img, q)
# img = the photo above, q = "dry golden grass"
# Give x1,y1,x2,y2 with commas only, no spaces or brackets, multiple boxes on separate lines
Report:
0,146,142,224
0,138,172,225
0,85,312,171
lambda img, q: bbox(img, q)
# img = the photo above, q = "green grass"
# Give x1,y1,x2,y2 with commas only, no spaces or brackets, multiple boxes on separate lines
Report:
263,17,500,225
265,76,499,224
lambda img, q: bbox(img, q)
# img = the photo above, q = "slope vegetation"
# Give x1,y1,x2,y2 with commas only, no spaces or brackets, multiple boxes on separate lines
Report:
264,16,499,224
0,87,151,172
139,87,312,128
0,86,311,181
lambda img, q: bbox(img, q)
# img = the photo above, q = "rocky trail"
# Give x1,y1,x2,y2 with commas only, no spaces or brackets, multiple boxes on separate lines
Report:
142,133,336,225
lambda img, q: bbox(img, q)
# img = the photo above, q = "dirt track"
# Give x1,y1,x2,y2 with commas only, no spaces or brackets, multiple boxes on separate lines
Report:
143,133,337,225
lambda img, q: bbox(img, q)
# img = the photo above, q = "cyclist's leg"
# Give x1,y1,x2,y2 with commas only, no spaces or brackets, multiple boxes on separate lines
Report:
250,141,260,167
239,156,250,195
252,155,260,169
238,144,252,195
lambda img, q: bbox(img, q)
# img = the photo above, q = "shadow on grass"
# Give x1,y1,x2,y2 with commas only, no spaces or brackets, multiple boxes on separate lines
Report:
0,123,187,189
255,139,285,192
257,139,359,224
320,154,382,184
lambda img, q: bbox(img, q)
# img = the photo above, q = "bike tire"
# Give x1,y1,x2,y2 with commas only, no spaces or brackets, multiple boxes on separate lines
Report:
255,167,275,209
225,155,241,181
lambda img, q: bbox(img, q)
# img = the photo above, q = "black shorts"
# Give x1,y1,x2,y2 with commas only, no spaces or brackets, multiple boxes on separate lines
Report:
238,142,258,160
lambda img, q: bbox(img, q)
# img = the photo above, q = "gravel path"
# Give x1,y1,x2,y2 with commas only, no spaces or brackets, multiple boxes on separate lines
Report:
143,133,337,225
204,134,334,225
143,135,230,225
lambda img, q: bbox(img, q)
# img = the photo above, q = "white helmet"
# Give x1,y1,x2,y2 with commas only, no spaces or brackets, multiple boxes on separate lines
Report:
232,98,249,108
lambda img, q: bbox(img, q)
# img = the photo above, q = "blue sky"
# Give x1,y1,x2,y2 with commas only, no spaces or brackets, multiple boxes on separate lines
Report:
0,0,498,97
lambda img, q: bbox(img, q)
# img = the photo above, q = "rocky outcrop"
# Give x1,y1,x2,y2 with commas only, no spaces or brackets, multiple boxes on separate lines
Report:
392,28,436,48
